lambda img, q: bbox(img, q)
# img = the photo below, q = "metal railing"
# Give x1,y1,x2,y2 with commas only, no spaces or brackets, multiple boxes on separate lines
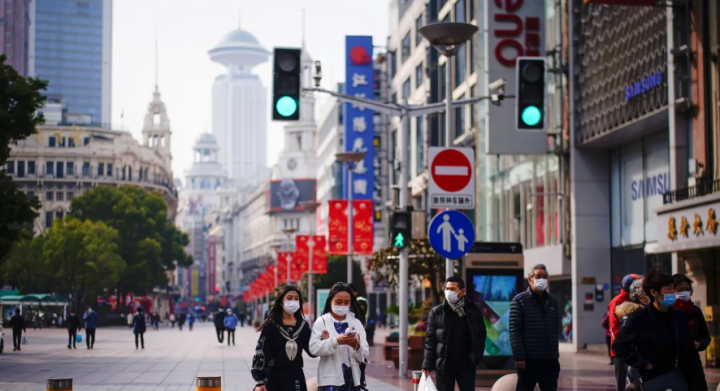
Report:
663,179,720,204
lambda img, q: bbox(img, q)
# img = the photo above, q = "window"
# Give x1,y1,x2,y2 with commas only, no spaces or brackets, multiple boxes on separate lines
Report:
67,192,74,200
68,137,76,147
46,191,54,201
56,192,64,201
59,137,66,147
107,163,113,177
391,92,397,103
416,14,423,46
440,64,447,100
45,212,53,228
27,191,35,199
416,64,424,88
470,84,477,127
56,162,64,178
402,77,411,100
48,136,56,147
6,161,14,174
28,161,35,174
470,0,475,20
56,211,64,220
82,162,90,176
46,161,54,175
401,32,411,63
389,50,397,79
83,137,90,146
17,161,25,177
455,94,466,137
416,117,424,175
66,162,74,176
98,163,104,176
455,0,466,23
455,43,466,87
469,36,475,74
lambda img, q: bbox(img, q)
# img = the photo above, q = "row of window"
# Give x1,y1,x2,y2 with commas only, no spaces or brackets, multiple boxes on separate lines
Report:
44,191,74,202
6,159,114,178
47,135,90,147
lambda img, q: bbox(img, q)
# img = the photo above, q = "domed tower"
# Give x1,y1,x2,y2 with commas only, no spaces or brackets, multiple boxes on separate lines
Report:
208,22,270,186
142,87,173,172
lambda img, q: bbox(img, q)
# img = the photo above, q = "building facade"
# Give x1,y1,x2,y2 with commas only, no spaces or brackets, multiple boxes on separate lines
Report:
0,0,32,76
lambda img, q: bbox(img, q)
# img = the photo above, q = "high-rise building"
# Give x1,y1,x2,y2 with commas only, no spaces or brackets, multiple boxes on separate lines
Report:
29,0,112,127
209,24,269,185
0,0,32,76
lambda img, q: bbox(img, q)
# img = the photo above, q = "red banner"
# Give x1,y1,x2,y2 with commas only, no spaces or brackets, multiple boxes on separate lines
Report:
311,235,328,274
207,236,217,296
328,200,348,255
277,252,291,281
353,200,374,254
295,235,310,273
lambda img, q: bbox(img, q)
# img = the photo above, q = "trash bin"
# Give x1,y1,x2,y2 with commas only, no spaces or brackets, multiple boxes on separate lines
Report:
412,371,423,391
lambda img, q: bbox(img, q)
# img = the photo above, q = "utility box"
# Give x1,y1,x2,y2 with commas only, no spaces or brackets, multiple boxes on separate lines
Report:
705,306,719,367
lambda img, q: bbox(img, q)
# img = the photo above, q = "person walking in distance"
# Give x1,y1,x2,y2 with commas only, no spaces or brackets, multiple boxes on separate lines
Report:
9,308,26,352
169,312,176,328
673,274,710,391
214,308,226,345
133,307,147,349
239,310,246,328
188,313,195,331
66,309,81,350
83,306,98,349
224,309,238,346
422,276,487,391
608,274,640,391
509,264,560,391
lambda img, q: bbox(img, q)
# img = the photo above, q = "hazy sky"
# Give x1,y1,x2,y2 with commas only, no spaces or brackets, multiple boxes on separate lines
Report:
111,0,389,179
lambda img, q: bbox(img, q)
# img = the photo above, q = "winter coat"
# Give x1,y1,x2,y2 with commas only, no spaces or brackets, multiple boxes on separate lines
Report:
607,290,631,357
509,288,560,361
602,312,611,338
9,314,26,332
133,313,147,334
83,310,99,329
422,298,487,373
214,311,226,329
614,301,645,385
66,314,81,331
224,314,238,330
309,311,368,388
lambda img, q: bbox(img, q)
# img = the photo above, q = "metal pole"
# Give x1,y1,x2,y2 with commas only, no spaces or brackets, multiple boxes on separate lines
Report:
347,167,354,283
398,109,409,378
308,238,314,321
287,256,291,285
444,55,454,278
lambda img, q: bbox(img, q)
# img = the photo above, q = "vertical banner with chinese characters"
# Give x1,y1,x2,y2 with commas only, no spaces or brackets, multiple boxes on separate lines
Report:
206,236,217,296
344,36,374,200
353,200,374,254
277,252,291,282
295,235,310,273
329,200,348,255
312,235,328,274
373,135,383,222
191,267,199,297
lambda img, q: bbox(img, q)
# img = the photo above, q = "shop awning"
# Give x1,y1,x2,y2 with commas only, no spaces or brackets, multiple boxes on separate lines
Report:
0,293,69,306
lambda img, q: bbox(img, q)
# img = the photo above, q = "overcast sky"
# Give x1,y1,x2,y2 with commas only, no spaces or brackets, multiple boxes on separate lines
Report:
111,0,389,179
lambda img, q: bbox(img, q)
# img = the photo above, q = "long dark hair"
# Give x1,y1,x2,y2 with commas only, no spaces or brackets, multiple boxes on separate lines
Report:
321,282,366,325
259,285,305,331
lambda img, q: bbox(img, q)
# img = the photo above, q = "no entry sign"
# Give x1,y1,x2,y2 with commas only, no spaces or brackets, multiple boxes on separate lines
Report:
428,147,475,210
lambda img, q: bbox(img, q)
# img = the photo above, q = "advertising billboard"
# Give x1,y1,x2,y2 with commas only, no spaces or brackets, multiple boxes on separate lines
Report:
268,178,317,214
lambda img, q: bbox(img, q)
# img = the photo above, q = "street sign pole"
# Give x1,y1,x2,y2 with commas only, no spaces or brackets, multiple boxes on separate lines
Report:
444,58,454,280
398,105,409,379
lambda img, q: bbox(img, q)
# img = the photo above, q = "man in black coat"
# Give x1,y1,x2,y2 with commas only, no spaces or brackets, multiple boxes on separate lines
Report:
213,308,226,344
66,309,81,350
9,308,26,352
509,264,560,391
422,276,487,391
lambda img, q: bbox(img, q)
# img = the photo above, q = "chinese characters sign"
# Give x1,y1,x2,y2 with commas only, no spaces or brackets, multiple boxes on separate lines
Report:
657,203,720,253
206,236,217,296
329,200,349,255
344,36,374,201
328,200,374,255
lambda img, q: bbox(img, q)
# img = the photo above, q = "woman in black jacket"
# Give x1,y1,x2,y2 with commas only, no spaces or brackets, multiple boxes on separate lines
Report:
133,307,147,349
673,274,709,391
613,269,699,390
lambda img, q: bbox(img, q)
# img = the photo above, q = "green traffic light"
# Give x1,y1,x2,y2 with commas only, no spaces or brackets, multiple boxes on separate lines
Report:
521,106,542,126
276,96,298,117
394,233,405,247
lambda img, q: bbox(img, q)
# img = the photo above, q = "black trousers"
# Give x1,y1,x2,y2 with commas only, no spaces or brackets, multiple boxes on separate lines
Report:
216,327,224,343
86,328,96,348
135,332,144,348
227,329,235,345
240,318,245,327
613,357,627,391
12,330,22,349
516,359,560,391
266,366,308,391
436,362,476,391
606,336,612,359
68,329,77,348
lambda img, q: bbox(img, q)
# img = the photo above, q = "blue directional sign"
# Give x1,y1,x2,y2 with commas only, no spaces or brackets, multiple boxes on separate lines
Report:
428,210,475,259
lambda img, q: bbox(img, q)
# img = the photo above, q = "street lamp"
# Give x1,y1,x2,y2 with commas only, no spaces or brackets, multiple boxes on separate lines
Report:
419,22,477,278
300,200,321,321
335,152,366,283
281,228,297,284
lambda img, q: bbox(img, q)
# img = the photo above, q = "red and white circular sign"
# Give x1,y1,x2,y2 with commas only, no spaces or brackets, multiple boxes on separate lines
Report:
431,149,472,192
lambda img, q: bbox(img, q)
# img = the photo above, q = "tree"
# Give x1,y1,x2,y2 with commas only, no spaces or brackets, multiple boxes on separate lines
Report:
0,54,47,261
368,239,450,305
70,186,192,308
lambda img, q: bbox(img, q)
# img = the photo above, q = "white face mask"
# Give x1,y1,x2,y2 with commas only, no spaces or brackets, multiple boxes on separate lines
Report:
534,278,548,292
676,291,692,302
444,290,460,304
283,300,300,314
332,305,350,317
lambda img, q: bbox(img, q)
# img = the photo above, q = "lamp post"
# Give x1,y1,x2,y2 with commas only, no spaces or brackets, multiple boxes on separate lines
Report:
300,200,321,322
419,22,478,278
335,152,366,283
281,228,297,284
270,243,282,289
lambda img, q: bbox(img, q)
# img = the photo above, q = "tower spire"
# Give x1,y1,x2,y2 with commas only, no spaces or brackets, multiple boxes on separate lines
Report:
154,36,159,92
301,9,306,48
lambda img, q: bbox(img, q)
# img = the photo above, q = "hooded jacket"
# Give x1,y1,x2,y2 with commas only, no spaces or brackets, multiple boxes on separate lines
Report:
224,313,238,330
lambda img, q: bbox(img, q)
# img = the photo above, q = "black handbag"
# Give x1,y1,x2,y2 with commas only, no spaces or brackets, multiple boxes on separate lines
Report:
640,323,688,391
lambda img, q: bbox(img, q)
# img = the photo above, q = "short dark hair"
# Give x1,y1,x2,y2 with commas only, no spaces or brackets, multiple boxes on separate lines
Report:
347,283,357,293
673,274,694,292
446,276,465,290
642,269,674,297
528,264,548,278
15,308,20,314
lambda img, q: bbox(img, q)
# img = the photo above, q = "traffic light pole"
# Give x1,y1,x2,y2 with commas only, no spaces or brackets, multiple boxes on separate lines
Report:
397,104,410,379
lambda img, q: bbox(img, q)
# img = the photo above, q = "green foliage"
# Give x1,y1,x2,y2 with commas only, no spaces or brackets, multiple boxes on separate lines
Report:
0,174,40,262
70,186,192,299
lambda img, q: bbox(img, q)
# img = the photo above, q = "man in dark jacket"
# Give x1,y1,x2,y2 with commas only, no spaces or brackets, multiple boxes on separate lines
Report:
509,264,560,391
422,276,487,391
83,307,98,349
614,269,699,390
66,309,81,349
9,308,26,352
213,308,226,344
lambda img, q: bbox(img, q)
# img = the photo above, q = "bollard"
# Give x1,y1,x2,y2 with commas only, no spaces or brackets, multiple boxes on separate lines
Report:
197,376,221,391
412,371,423,391
47,378,72,391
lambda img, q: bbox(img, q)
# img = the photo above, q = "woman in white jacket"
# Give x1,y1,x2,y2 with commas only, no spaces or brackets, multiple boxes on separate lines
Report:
310,283,369,391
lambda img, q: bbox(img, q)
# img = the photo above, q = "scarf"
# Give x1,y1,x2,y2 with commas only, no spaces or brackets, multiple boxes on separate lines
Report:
449,296,466,318
674,300,696,337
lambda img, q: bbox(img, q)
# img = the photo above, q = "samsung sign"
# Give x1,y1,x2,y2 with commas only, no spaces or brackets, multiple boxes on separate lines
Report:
625,71,663,101
631,173,669,201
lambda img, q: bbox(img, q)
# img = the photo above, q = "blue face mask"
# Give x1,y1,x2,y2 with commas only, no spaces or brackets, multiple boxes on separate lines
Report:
659,293,677,307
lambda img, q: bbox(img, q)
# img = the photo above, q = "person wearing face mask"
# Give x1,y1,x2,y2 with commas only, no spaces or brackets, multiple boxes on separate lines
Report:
421,276,486,391
310,282,369,391
614,279,648,390
673,274,709,391
509,264,560,391
612,269,698,391
252,286,314,391
607,274,641,391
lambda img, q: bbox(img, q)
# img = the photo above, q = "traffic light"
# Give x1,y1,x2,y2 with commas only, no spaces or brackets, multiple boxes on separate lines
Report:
391,211,412,249
195,297,200,302
515,57,546,130
272,48,302,121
